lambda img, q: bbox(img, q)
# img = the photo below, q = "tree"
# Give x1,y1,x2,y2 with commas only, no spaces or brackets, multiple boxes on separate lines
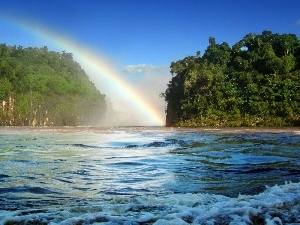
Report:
163,31,300,127
0,44,107,126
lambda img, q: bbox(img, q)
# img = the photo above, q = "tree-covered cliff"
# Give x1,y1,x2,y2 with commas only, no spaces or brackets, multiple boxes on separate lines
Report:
0,44,106,126
162,31,300,127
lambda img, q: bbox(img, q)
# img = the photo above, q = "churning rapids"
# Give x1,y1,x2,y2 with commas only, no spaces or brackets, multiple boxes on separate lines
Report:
0,126,299,224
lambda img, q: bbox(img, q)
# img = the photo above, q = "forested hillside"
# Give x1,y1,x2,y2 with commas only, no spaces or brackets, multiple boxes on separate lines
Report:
162,31,300,127
0,44,106,126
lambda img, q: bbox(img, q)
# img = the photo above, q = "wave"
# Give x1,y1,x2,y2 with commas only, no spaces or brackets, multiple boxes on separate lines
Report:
0,186,58,195
62,138,187,150
1,181,299,225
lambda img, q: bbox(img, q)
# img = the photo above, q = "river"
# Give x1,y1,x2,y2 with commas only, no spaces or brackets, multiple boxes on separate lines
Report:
0,126,299,224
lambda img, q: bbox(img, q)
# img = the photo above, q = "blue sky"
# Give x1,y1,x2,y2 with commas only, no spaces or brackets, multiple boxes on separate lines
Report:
0,0,299,125
1,0,299,65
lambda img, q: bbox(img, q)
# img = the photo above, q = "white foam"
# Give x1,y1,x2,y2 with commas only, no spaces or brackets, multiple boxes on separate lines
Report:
2,181,300,224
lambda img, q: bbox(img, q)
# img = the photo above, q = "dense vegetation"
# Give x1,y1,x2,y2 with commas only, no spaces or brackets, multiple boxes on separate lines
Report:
162,31,300,127
0,44,106,126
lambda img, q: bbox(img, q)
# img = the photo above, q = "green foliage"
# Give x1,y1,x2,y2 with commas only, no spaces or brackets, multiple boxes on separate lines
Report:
0,44,106,126
163,31,300,127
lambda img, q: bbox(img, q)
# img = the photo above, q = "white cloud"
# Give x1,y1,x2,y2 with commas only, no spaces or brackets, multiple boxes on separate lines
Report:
122,63,157,73
295,19,300,26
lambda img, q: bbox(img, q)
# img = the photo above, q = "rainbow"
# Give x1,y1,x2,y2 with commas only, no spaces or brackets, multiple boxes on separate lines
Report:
0,15,165,126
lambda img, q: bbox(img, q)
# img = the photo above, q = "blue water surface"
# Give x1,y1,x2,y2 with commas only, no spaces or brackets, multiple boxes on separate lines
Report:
0,126,299,223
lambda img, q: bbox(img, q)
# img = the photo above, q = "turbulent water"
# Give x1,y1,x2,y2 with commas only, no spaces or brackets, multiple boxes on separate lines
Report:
0,126,299,224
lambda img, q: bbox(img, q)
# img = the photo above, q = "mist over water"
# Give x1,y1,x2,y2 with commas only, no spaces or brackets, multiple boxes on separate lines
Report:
73,54,168,126
92,74,167,127
104,97,150,126
1,127,300,224
104,98,165,127
72,51,168,127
